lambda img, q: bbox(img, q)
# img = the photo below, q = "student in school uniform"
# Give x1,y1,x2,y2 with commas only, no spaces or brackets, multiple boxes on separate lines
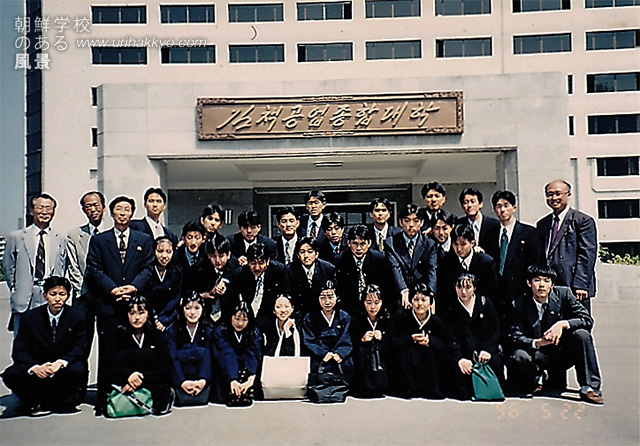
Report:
199,238,239,325
299,189,328,244
261,294,304,357
419,182,454,234
146,235,182,332
227,211,277,266
129,187,178,246
273,207,300,266
175,221,208,298
367,197,402,253
200,203,226,246
318,212,349,266
457,187,500,253
430,209,456,265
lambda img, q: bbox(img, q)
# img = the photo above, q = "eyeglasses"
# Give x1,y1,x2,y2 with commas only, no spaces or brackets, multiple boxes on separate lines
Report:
545,191,568,198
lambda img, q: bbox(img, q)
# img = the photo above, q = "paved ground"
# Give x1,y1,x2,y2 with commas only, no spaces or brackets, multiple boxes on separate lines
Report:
0,282,637,446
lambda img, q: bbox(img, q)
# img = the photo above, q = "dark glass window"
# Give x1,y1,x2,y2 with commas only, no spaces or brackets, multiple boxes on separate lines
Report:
600,242,640,258
588,114,640,134
161,5,215,23
587,72,640,92
297,2,352,20
585,0,640,8
229,44,284,63
365,0,421,17
92,6,146,24
92,47,148,65
586,30,640,50
161,46,216,63
597,157,640,176
436,37,492,57
598,200,640,218
435,0,492,15
298,43,353,61
514,33,571,54
513,0,570,12
228,4,284,22
366,40,421,59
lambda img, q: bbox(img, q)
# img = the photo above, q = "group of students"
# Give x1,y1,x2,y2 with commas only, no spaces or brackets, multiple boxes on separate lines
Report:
2,181,604,417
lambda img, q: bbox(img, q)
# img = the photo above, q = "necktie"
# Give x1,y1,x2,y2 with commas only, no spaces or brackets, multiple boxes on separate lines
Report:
119,233,126,263
540,302,549,327
310,222,317,239
284,240,291,264
378,232,385,252
408,239,415,259
334,244,340,255
473,224,480,245
51,318,57,342
550,215,560,246
93,227,100,236
356,259,365,295
499,228,509,275
306,268,313,286
252,276,264,317
438,244,445,262
35,230,46,280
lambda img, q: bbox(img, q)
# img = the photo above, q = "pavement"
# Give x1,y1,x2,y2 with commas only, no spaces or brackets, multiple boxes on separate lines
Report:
0,281,638,446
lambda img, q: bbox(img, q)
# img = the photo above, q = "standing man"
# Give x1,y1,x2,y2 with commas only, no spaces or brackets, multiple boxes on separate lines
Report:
4,193,67,335
367,197,401,253
129,187,178,245
66,191,107,355
457,187,500,252
300,189,327,243
430,209,456,265
227,211,277,265
536,180,598,312
200,203,226,245
274,207,300,266
420,182,452,234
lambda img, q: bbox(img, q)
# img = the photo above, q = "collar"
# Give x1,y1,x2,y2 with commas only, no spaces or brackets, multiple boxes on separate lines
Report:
132,333,145,348
402,232,418,246
553,206,570,228
29,224,51,235
374,223,389,238
440,237,451,252
187,322,199,343
155,266,167,282
114,227,130,239
412,309,431,330
244,238,256,251
302,263,316,276
500,219,516,241
321,310,335,327
459,250,474,269
457,294,476,317
87,222,104,235
308,214,323,230
472,212,484,228
47,307,63,325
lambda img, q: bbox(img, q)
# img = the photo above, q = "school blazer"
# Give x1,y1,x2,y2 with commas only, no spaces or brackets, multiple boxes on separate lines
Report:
366,224,402,253
457,214,501,252
227,233,278,262
129,218,178,245
385,232,438,296
287,258,336,318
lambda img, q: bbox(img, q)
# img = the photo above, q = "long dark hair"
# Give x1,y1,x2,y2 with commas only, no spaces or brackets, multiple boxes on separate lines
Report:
120,295,155,334
359,284,390,322
222,301,257,349
153,235,179,271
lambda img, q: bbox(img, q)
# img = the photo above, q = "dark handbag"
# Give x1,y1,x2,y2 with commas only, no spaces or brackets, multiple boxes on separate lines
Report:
106,385,153,418
361,340,389,393
307,363,349,404
471,352,505,401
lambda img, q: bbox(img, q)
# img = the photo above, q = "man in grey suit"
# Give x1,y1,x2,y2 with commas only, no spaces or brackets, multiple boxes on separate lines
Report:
66,191,107,354
536,180,598,312
4,193,67,336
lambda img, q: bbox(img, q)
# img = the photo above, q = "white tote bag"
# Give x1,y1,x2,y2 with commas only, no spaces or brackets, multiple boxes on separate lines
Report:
261,327,310,400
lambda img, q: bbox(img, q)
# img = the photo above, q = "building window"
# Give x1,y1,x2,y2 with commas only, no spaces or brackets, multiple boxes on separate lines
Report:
435,0,491,15
91,127,98,147
298,42,353,61
600,242,640,258
586,30,640,50
91,47,148,65
228,4,284,22
568,116,575,135
91,87,98,106
598,199,640,219
160,5,215,23
567,74,574,94
91,6,146,24
365,0,421,18
597,156,639,176
229,44,284,63
436,37,492,57
587,72,640,92
297,2,352,20
512,0,571,12
586,0,640,8
513,33,571,54
161,45,216,63
588,114,640,134
366,40,421,59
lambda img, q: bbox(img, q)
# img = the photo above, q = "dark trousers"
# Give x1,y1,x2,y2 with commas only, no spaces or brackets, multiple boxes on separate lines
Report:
73,293,96,360
96,315,118,411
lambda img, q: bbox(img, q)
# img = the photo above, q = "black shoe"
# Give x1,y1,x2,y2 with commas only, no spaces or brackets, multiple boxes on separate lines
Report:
30,405,52,417
53,404,80,414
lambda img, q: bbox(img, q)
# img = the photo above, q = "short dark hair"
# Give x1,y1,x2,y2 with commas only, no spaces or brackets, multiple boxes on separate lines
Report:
455,272,477,289
127,295,149,313
434,209,456,227
181,221,206,237
421,182,446,199
347,224,371,242
295,236,319,254
321,212,345,231
43,276,71,294
491,190,517,208
452,224,475,243
369,197,392,213
413,283,434,299
526,264,557,283
459,187,483,205
238,210,261,228
247,243,269,262
321,280,337,293
201,203,223,219
31,193,57,210
305,189,326,204
205,237,231,256
276,206,299,221
109,195,136,214
80,191,105,208
398,203,421,220
143,187,167,203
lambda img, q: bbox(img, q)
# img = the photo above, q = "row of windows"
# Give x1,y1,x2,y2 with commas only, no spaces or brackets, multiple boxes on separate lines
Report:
588,114,640,134
598,199,640,219
597,156,639,176
91,0,639,25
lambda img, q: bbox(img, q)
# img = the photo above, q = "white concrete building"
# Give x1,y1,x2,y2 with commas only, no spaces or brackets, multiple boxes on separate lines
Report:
21,0,639,252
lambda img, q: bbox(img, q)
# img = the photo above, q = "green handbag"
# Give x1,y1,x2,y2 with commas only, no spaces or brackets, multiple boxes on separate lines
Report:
471,352,505,401
106,386,154,418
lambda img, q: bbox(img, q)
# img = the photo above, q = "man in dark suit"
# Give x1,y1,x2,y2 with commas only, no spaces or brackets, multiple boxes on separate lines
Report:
2,276,88,415
200,238,240,324
437,224,499,321
386,204,438,310
274,206,300,266
129,187,178,245
430,209,456,265
176,221,208,296
318,212,348,265
86,195,154,414
287,236,336,318
419,181,455,234
299,189,327,244
487,191,543,329
227,210,277,266
457,187,500,252
506,265,603,404
200,203,226,245
536,180,598,312
367,197,402,253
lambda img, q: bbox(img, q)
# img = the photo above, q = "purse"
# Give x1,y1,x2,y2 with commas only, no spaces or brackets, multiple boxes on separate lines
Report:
361,339,389,393
261,327,310,400
471,352,505,401
307,363,349,404
106,385,154,418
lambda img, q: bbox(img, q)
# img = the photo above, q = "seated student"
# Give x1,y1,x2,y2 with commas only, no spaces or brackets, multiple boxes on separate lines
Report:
274,207,300,266
176,221,208,297
212,301,263,406
105,296,173,415
348,284,393,398
300,189,328,243
419,181,453,234
228,211,277,266
437,224,498,321
301,282,353,380
449,273,503,401
262,295,303,357
457,187,500,253
430,209,456,264
228,243,290,327
166,294,214,406
318,212,348,265
390,284,450,400
337,225,397,315
200,238,239,324
200,203,226,245
507,265,603,404
288,236,337,319
147,235,182,332
2,276,88,415
367,197,402,253
129,187,178,245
